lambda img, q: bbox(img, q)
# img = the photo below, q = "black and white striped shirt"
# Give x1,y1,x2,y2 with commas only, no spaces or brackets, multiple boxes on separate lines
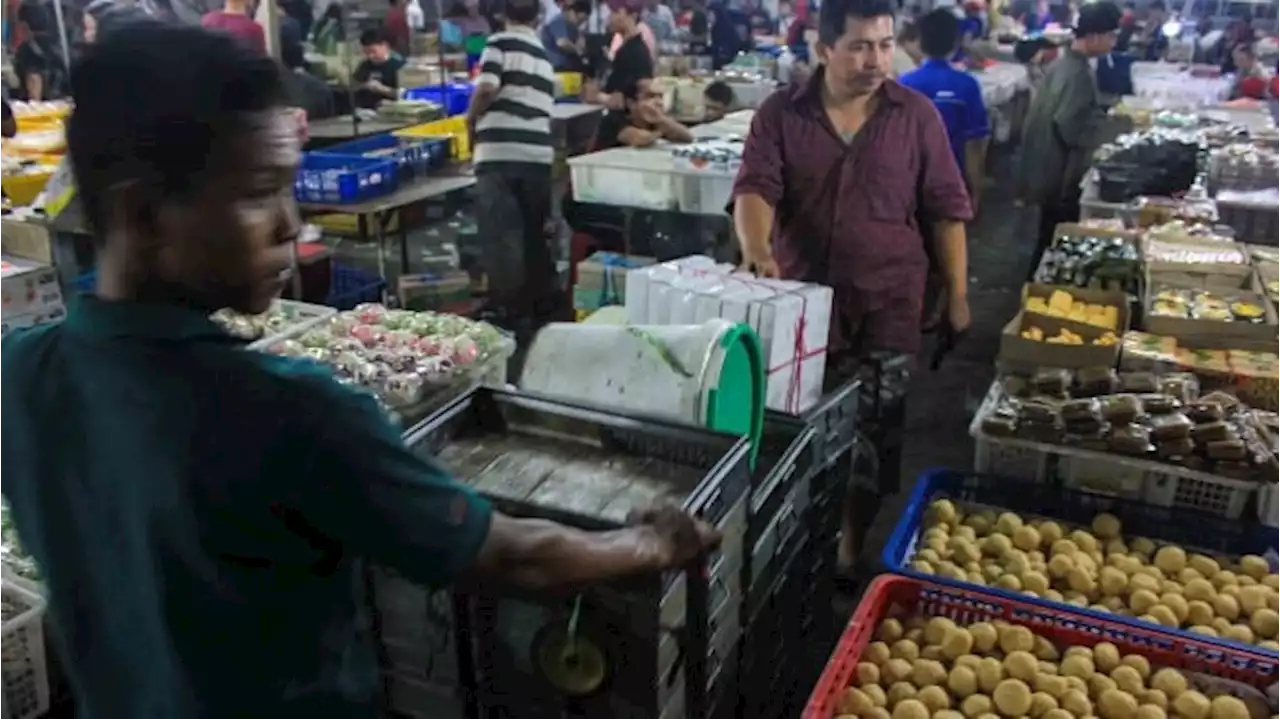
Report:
473,26,556,170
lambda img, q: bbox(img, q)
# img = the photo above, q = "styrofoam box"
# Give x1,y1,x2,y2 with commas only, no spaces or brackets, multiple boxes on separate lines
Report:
1,255,63,318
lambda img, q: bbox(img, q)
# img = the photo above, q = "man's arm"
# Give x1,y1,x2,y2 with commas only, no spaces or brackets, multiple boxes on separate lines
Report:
296,379,716,589
466,41,504,140
917,104,975,331
731,96,786,276
653,113,693,143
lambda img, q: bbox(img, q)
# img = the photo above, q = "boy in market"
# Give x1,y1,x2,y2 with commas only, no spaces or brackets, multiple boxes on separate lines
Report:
702,80,735,122
1,22,718,719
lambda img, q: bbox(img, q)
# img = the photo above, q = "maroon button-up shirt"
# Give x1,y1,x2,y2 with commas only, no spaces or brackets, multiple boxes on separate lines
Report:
733,70,973,355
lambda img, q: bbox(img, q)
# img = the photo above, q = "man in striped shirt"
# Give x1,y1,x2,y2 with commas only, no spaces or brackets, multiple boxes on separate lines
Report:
467,0,559,326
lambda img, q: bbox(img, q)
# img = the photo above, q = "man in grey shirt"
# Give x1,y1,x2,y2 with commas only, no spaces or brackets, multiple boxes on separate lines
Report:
1016,1,1120,279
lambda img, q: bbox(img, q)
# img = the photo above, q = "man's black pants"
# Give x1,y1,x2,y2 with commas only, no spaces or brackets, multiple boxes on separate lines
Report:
475,166,556,318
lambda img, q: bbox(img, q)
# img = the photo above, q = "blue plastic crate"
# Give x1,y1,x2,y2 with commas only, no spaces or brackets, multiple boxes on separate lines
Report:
318,133,451,181
402,83,474,117
327,264,386,310
884,468,1279,656
294,153,398,205
74,270,97,293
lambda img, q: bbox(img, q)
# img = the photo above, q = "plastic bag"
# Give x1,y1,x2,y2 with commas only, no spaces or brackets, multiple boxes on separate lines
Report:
1109,423,1154,455
1159,372,1201,404
1206,438,1248,460
1119,371,1160,393
1062,398,1104,424
1101,394,1146,425
1018,398,1064,425
1149,412,1194,441
1156,437,1197,458
1186,400,1226,423
1139,392,1181,415
1074,367,1120,397
1032,368,1073,396
1192,421,1236,444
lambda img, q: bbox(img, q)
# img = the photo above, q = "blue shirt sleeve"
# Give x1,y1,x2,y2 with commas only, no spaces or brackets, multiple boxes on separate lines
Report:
962,75,991,141
292,370,492,588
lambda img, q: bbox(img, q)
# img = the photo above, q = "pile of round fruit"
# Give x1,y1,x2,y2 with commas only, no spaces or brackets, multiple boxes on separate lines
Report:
836,613,1274,719
905,499,1279,649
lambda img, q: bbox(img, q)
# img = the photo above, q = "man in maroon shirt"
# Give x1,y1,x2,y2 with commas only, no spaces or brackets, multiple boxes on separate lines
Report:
384,0,412,56
732,0,973,571
201,0,266,55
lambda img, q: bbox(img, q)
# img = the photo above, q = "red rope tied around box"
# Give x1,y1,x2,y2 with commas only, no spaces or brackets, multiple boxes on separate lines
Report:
659,264,828,413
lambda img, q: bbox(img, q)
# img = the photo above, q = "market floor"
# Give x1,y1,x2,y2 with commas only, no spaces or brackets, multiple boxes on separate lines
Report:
859,152,1038,571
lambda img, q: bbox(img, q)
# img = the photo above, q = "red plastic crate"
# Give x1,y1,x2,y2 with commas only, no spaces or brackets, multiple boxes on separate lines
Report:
802,575,1279,719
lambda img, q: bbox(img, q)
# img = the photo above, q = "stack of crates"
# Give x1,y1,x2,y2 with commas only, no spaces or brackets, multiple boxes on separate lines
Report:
731,380,861,719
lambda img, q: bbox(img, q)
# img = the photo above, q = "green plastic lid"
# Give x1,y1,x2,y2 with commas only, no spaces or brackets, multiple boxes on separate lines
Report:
703,323,765,468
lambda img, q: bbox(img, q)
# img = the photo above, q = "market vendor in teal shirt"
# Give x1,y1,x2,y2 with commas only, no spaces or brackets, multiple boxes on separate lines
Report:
1,23,717,719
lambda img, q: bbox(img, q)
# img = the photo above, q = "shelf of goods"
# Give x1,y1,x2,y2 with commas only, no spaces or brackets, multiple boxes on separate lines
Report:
884,469,1278,660
803,573,1278,719
370,379,863,719
970,379,1276,524
393,387,753,719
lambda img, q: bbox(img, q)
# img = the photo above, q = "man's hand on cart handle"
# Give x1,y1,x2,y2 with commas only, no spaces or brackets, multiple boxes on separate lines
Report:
627,504,722,568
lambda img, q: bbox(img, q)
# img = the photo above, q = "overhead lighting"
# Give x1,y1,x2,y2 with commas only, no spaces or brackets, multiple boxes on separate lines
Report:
1162,19,1182,37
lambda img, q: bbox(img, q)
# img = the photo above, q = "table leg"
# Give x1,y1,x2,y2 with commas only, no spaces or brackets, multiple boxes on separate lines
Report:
395,210,411,276
373,210,390,304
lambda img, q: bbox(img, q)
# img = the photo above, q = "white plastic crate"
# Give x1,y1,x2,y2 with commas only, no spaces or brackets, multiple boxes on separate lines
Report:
568,148,678,211
676,170,735,216
1142,470,1257,520
1060,455,1146,498
1258,482,1278,529
973,437,1049,481
1,581,49,719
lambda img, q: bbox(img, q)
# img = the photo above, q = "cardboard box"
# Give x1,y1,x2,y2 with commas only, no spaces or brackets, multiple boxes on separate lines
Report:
624,256,832,414
1173,339,1279,411
1143,281,1276,351
1020,283,1131,335
1,219,53,264
396,271,472,312
1142,237,1254,280
1,255,63,318
999,313,1122,370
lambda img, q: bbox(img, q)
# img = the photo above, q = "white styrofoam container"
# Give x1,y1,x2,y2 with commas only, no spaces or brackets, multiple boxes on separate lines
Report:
1,580,49,719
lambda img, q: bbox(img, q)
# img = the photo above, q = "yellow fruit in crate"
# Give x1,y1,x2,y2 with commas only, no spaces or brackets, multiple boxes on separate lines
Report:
1173,691,1212,719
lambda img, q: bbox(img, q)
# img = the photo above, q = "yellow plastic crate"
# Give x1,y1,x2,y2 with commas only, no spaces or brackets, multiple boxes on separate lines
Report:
309,212,401,235
557,72,583,97
2,169,55,207
395,116,471,161
574,308,590,322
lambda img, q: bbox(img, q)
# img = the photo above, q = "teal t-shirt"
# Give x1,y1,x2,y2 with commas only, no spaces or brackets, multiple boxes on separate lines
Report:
1,296,492,718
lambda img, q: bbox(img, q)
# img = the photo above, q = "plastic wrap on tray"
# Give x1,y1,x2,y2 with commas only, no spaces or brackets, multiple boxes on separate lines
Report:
1109,423,1154,455
1148,411,1194,440
1156,436,1196,458
1191,420,1236,444
1159,372,1200,404
1121,331,1178,372
1017,397,1063,425
1100,393,1145,424
1061,397,1103,423
1138,392,1180,415
1119,371,1160,393
1002,375,1030,398
1031,368,1073,396
1186,399,1226,422
1206,438,1248,461
1074,367,1120,397
1064,427,1110,451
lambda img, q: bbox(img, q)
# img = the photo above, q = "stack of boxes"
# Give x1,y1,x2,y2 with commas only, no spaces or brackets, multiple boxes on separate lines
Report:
2,255,65,336
572,252,654,321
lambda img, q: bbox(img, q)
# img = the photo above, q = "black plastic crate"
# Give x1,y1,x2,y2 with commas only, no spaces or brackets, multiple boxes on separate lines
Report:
805,378,860,471
404,388,753,719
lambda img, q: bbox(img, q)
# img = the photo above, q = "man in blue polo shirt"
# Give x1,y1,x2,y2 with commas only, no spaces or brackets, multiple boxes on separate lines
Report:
1,23,717,719
899,8,990,211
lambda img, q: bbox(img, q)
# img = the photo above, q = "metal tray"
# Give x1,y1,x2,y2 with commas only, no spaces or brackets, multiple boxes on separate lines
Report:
404,387,751,532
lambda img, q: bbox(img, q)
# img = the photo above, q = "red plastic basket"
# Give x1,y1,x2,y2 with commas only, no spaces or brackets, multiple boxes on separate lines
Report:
802,575,1280,719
